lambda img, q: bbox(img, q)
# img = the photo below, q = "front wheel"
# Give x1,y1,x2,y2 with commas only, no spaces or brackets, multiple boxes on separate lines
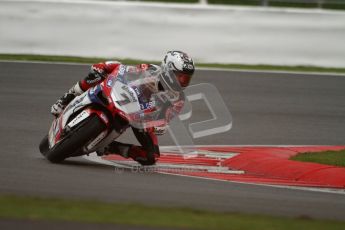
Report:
44,115,106,163
39,135,49,156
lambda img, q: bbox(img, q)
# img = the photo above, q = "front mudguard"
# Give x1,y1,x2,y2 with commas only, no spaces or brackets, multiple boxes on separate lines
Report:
44,115,107,163
48,89,110,149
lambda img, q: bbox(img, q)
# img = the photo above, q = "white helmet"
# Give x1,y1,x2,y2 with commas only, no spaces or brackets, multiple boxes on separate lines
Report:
161,51,195,88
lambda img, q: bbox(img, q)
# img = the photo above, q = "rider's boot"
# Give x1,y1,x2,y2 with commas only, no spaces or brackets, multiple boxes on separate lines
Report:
97,141,132,157
97,141,157,165
51,82,84,116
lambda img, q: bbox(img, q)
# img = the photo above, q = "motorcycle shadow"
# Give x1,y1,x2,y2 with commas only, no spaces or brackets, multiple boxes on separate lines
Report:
48,157,138,173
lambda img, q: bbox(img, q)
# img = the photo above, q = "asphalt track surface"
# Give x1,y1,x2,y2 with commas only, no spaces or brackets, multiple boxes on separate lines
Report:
1,61,345,221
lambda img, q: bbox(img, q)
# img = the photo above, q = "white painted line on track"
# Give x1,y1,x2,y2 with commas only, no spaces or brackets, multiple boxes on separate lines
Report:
83,153,244,174
160,144,345,148
159,171,345,195
2,60,344,77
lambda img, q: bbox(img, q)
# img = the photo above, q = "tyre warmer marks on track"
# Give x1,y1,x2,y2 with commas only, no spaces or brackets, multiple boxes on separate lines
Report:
87,146,345,189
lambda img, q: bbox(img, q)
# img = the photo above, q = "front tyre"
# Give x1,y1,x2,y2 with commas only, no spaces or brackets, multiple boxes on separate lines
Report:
45,116,106,163
39,135,49,156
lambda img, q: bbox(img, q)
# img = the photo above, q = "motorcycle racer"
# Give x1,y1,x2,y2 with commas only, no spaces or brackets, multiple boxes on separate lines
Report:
50,51,195,165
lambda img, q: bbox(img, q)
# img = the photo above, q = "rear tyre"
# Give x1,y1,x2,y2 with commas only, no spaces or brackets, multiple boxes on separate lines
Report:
45,116,106,163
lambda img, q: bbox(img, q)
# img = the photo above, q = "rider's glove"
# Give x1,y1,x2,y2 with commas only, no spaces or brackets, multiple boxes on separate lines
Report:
51,100,64,117
50,92,76,117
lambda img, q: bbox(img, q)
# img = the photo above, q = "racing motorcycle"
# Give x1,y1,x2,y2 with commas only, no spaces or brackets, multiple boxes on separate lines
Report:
39,65,183,163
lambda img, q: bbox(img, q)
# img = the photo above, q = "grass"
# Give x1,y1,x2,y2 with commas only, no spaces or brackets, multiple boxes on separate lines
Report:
0,54,152,65
207,0,319,8
291,149,345,167
1,53,345,74
141,0,199,3
197,63,345,74
1,195,345,229
128,0,345,10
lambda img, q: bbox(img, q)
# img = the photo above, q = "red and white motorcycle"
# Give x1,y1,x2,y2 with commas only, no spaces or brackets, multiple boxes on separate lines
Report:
39,65,183,163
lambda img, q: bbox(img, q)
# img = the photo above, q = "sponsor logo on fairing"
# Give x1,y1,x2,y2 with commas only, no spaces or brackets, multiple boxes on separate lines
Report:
121,85,137,103
65,94,85,112
132,86,140,96
67,110,90,128
85,131,108,151
140,101,155,110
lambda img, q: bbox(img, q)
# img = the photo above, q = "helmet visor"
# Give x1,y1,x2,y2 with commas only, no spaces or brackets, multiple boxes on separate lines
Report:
175,72,192,88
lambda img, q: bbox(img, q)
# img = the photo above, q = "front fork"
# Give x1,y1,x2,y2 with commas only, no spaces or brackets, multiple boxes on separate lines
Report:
67,108,118,154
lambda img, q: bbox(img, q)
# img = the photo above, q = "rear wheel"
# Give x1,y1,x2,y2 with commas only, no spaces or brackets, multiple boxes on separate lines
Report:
45,116,106,163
